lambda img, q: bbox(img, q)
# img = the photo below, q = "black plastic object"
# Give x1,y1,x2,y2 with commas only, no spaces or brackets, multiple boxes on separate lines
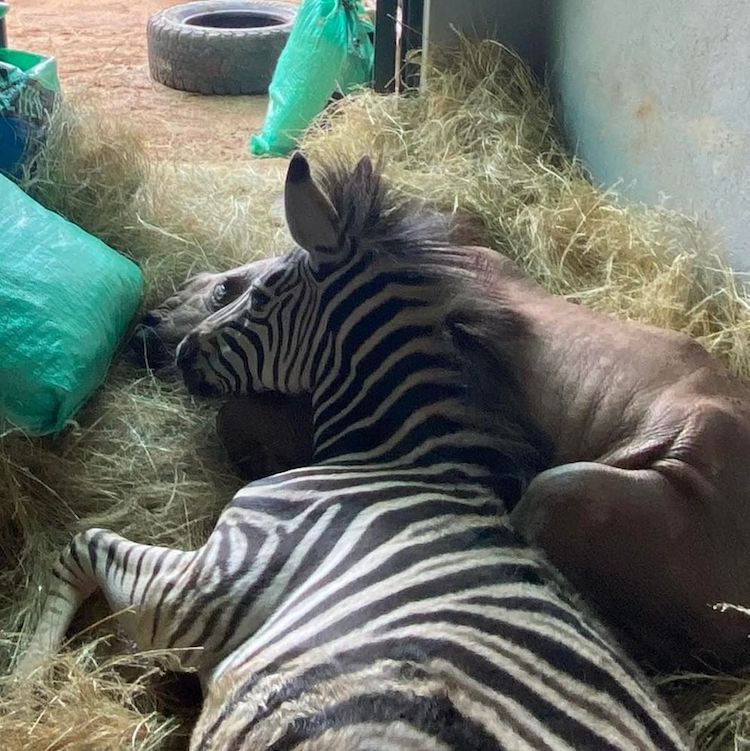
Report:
400,0,424,90
372,0,424,93
373,0,396,92
0,2,7,49
147,0,297,95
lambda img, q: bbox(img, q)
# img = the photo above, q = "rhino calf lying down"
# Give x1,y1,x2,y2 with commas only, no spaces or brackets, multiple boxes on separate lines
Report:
132,246,750,672
443,247,750,671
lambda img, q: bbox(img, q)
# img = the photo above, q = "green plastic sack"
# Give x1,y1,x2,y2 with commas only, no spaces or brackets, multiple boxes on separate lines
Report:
0,174,143,434
251,0,373,157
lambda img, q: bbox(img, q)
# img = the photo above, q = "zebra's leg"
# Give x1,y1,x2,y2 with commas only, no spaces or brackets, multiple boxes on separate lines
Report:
15,528,195,679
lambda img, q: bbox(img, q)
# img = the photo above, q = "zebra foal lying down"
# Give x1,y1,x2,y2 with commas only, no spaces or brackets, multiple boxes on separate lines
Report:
14,154,688,749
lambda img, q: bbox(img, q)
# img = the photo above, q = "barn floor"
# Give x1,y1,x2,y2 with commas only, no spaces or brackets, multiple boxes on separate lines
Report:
10,0,298,164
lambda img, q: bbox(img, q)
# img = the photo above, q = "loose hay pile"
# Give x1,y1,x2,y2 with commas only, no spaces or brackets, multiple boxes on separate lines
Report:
1,40,749,750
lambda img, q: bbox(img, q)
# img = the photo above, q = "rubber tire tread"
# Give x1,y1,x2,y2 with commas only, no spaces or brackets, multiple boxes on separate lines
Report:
147,0,296,95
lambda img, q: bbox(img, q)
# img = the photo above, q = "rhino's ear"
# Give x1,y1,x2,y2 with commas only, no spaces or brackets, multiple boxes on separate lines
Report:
284,152,340,259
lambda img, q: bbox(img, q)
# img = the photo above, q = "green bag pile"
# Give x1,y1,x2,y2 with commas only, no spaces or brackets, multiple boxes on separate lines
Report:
251,0,374,157
0,174,143,434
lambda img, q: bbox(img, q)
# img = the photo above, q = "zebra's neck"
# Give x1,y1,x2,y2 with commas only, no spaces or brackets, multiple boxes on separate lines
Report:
306,283,519,496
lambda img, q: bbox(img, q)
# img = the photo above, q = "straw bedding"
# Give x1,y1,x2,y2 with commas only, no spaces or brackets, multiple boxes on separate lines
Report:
1,40,748,750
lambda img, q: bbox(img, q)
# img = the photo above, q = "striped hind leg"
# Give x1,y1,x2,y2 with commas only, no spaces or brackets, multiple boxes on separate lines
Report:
15,527,196,679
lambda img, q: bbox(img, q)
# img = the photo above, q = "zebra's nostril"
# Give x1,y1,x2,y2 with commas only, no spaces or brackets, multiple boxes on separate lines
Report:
176,332,200,369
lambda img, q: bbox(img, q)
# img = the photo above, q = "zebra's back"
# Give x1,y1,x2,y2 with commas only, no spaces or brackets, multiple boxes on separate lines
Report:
189,466,688,751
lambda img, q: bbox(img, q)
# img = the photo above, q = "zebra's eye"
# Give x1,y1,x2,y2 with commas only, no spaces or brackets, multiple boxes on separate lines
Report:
211,277,247,309
212,282,228,305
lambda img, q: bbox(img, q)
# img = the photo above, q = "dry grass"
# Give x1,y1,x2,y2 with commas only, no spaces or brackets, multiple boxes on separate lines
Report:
19,102,291,302
0,39,748,749
0,645,184,751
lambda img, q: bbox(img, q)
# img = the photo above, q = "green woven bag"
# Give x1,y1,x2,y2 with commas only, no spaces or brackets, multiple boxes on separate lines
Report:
251,0,374,157
0,174,143,434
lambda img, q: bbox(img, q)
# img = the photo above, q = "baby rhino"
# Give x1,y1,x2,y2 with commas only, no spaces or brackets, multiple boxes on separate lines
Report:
445,247,750,670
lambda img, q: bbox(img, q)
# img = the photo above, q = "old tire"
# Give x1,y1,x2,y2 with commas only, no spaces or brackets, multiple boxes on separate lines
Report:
147,1,297,95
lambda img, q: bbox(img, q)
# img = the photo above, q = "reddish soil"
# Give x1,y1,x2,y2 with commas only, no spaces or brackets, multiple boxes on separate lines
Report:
9,0,299,164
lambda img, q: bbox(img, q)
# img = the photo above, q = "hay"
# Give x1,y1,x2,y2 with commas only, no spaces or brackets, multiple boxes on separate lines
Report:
0,645,184,750
1,39,748,749
19,102,291,303
657,672,750,750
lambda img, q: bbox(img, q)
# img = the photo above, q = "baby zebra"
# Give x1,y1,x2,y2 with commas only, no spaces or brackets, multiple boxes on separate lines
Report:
15,154,688,750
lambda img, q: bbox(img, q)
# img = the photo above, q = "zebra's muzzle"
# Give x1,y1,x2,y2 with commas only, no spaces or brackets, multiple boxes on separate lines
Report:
180,365,222,398
176,331,199,366
187,377,222,398
176,332,220,397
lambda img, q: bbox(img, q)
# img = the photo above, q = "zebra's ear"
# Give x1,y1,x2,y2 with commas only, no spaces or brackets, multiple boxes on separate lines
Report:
284,152,340,257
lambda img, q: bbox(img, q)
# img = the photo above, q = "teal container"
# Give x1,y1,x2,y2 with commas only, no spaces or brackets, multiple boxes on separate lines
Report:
0,47,60,177
0,49,60,93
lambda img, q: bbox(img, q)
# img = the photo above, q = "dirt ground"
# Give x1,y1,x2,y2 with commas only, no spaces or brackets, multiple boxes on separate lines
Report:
9,0,299,164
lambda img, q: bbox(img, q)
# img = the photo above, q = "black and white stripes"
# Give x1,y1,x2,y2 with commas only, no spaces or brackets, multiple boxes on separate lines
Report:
187,466,686,750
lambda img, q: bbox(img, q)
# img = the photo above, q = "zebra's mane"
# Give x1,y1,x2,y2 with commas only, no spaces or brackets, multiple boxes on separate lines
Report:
314,157,461,270
313,157,503,297
313,157,554,499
